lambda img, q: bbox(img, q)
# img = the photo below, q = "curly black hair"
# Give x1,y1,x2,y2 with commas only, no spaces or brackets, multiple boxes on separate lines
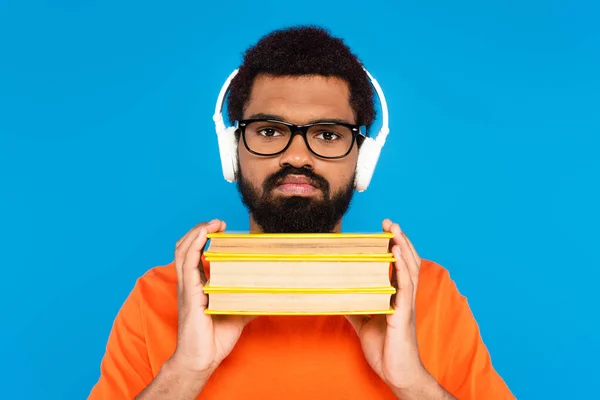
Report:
227,26,376,134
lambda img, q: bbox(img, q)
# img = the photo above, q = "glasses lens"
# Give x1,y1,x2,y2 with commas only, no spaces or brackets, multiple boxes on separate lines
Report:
244,121,292,155
243,121,356,157
306,124,354,157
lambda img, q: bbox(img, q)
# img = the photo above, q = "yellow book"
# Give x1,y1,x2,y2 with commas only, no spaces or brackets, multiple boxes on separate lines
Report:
203,252,395,262
202,284,396,294
206,232,394,239
202,232,396,315
203,282,395,315
204,309,395,316
205,232,393,255
205,255,394,289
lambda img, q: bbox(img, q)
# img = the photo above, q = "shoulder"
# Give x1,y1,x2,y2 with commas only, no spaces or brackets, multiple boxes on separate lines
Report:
416,259,467,320
134,261,177,298
419,258,457,293
417,260,514,397
137,262,177,289
112,261,180,343
420,258,450,279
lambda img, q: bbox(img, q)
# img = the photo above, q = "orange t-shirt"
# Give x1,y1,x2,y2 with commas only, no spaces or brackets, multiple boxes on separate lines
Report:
88,259,514,399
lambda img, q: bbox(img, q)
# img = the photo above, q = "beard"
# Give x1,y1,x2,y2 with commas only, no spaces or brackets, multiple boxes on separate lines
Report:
236,162,356,233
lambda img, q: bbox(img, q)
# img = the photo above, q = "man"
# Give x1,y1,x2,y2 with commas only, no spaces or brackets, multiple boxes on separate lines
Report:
89,26,514,399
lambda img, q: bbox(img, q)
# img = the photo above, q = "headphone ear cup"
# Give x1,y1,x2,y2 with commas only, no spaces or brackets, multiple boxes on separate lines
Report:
354,137,382,192
216,126,239,182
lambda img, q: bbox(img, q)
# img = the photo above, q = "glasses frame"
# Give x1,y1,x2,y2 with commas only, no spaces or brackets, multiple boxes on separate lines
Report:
235,118,366,159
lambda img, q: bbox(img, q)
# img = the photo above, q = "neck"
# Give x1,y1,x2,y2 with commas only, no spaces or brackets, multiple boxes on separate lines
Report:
249,216,342,233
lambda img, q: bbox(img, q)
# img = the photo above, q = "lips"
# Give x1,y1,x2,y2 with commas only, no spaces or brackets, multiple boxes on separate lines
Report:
275,174,320,195
278,175,318,187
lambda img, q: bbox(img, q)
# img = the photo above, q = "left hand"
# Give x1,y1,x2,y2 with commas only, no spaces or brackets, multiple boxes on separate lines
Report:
346,219,431,391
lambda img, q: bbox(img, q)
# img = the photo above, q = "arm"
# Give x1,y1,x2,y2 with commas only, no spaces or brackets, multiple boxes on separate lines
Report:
389,373,456,400
135,359,211,399
347,220,456,400
89,220,253,400
347,220,513,400
88,282,213,400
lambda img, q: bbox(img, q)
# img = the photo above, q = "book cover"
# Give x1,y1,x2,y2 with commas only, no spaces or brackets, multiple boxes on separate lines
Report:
203,252,396,262
202,283,396,294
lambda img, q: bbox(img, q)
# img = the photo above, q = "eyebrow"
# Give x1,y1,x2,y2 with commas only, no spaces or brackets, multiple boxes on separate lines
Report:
245,113,355,126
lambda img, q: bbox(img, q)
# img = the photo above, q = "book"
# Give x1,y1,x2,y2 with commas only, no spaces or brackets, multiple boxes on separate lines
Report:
203,253,395,288
203,285,396,315
203,232,396,315
205,232,393,255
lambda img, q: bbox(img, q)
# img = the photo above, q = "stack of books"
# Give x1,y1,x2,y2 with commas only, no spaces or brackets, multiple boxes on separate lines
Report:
202,232,396,315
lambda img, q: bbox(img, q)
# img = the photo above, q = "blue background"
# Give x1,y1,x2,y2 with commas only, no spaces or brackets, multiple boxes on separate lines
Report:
1,0,598,398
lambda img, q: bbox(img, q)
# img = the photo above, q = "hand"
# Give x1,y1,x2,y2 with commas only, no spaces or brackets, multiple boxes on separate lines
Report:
168,219,255,379
346,219,430,392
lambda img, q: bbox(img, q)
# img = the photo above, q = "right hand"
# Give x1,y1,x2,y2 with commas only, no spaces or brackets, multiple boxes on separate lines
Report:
168,219,255,379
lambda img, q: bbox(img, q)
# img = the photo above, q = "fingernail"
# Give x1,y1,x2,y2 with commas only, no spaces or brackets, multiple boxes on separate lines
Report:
209,219,220,224
393,246,401,256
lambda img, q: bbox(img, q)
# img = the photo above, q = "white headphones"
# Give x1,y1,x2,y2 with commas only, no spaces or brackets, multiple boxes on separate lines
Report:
212,67,389,192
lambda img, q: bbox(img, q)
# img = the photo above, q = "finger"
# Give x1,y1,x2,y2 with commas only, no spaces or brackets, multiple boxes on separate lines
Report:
345,315,370,335
180,220,227,297
391,245,414,317
383,220,417,280
175,220,214,291
382,218,393,233
389,265,398,305
382,219,402,249
402,235,421,304
181,227,209,308
240,314,257,326
391,229,419,287
175,219,222,293
176,219,220,249
214,314,258,329
196,220,227,285
404,233,422,267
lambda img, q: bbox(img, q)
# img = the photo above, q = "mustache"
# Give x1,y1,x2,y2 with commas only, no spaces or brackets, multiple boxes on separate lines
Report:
263,166,330,194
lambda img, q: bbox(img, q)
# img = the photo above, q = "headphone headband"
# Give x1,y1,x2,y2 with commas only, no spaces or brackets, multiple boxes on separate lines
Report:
213,68,240,133
213,67,388,140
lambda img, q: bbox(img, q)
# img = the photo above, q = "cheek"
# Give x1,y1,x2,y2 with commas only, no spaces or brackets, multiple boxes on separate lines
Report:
238,149,258,182
321,154,358,192
336,167,357,189
238,147,275,189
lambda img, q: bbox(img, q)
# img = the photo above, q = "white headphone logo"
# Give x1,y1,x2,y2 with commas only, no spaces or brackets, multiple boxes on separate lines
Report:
212,67,389,192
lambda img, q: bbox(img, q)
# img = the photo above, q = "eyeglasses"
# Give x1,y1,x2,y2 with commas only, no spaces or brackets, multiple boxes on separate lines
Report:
235,119,366,159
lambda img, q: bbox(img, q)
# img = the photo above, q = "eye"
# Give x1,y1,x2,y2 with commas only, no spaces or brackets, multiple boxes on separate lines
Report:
315,131,341,141
257,128,284,137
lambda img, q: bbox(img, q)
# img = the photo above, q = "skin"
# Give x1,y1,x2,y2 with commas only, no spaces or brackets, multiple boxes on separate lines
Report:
136,76,455,400
347,221,455,399
237,75,359,232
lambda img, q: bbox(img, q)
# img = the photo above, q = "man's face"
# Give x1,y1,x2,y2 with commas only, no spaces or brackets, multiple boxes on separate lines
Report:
236,74,359,233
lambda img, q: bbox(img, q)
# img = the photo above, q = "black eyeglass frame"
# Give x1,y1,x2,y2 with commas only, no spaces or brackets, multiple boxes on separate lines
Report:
235,118,367,159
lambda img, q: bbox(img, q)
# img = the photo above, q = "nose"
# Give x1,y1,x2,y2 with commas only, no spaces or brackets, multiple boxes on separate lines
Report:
278,133,315,170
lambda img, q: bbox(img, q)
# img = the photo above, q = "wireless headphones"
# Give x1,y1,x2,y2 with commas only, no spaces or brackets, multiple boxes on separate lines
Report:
212,67,389,192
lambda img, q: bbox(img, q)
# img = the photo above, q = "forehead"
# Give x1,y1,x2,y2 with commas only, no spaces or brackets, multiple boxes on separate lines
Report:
243,74,356,125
